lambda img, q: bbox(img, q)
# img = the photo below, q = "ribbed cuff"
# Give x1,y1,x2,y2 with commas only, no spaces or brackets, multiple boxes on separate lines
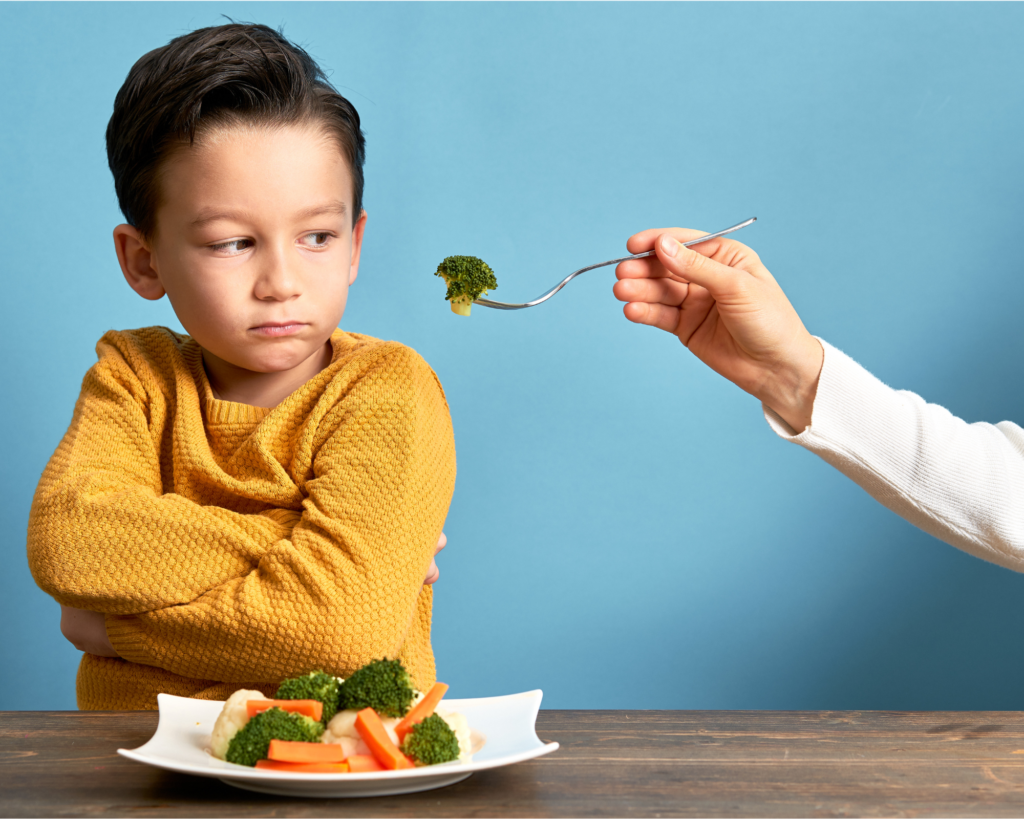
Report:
105,614,159,668
763,337,894,453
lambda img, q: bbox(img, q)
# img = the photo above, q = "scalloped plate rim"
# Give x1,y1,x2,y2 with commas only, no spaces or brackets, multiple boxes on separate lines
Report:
117,689,559,797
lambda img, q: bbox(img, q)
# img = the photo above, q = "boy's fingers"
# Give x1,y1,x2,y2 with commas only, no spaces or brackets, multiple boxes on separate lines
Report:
425,533,446,583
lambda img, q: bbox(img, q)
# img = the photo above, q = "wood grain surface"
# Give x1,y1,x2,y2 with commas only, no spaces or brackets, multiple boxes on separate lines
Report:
6,710,1024,817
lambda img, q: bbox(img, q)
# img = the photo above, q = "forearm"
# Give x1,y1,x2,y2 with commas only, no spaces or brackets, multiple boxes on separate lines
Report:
27,341,296,613
106,348,457,682
765,339,1024,568
755,335,824,434
108,528,444,679
29,487,295,613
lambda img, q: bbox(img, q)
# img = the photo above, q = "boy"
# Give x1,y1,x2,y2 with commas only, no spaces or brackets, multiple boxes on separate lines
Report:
26,23,456,710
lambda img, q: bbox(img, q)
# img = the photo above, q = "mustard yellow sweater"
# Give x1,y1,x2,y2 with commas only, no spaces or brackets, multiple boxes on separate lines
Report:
27,327,456,710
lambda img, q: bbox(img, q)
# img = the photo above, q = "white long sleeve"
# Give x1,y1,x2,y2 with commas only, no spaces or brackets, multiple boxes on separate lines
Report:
763,339,1024,570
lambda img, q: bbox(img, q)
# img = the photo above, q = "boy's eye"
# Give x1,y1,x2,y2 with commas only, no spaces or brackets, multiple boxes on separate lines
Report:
300,232,334,249
210,238,254,255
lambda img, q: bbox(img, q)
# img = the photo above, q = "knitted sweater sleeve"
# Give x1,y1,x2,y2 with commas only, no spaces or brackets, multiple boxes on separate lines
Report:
27,334,290,614
103,346,456,683
763,338,1024,569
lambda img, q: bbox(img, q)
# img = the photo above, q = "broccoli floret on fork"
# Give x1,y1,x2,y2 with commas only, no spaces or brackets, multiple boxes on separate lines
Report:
435,255,498,316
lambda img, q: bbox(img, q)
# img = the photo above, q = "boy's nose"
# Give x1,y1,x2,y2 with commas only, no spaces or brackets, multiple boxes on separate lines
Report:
254,247,302,301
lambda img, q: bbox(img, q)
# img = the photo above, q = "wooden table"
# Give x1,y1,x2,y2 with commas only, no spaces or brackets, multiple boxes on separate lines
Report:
6,710,1024,817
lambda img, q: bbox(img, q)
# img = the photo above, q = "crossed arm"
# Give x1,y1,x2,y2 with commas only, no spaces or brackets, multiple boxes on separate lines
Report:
32,338,457,677
59,531,449,657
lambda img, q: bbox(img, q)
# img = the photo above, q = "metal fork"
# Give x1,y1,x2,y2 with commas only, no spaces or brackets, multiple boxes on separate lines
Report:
474,217,757,310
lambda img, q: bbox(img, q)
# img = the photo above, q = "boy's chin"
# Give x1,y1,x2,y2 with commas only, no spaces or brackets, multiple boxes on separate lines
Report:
212,339,331,376
243,350,326,374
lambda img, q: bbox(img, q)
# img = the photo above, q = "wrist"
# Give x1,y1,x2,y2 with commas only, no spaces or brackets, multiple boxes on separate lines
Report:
758,335,824,434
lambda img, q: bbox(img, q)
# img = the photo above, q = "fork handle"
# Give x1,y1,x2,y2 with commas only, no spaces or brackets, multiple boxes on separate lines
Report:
473,216,757,310
608,217,758,265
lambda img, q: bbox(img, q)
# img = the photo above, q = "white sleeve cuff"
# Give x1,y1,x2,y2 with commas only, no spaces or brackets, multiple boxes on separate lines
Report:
762,338,1024,570
762,338,892,446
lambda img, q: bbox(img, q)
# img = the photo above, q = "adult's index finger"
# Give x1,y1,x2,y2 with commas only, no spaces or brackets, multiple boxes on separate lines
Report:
626,227,717,255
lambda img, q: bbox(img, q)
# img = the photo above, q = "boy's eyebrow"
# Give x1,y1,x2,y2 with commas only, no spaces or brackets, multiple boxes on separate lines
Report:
190,201,348,228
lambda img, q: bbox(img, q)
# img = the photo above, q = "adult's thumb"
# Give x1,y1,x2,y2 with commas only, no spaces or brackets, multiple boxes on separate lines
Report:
656,234,738,297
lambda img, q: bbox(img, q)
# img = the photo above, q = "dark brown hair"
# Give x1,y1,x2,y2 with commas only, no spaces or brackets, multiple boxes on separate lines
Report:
106,23,365,238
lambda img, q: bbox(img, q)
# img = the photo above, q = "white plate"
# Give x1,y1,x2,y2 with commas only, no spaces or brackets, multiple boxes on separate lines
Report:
118,690,558,798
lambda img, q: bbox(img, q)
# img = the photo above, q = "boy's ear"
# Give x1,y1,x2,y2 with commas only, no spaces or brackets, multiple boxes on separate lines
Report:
113,224,166,301
348,210,367,287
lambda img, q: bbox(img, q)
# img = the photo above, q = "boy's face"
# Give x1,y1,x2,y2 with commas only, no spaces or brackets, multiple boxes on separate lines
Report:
116,122,365,376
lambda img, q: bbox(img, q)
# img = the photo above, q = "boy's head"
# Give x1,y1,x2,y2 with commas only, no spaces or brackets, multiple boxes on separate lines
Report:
108,23,367,385
107,23,364,240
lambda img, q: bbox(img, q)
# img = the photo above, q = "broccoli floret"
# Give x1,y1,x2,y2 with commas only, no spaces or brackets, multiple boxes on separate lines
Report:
275,670,340,726
400,714,461,766
338,658,416,718
435,255,498,317
224,707,324,767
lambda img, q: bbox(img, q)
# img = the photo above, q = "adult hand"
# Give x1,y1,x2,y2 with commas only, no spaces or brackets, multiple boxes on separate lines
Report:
424,531,446,585
613,228,824,432
59,604,120,657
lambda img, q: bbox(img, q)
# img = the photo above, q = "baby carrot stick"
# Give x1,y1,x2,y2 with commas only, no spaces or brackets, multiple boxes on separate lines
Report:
395,682,449,742
345,754,385,773
267,739,345,763
255,759,349,773
246,699,323,722
354,708,413,770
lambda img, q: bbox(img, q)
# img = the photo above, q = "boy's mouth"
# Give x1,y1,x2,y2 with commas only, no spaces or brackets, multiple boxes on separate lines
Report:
250,321,307,337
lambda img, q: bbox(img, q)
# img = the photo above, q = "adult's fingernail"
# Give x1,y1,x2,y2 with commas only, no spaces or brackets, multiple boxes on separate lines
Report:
660,235,680,257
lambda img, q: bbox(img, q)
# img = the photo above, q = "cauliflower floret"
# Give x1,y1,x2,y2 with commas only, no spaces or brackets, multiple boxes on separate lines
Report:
436,708,472,760
209,689,268,760
322,710,362,757
324,708,359,741
323,708,401,756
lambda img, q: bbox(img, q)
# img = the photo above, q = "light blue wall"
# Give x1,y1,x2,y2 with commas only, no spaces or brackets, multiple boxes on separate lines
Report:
3,2,1024,711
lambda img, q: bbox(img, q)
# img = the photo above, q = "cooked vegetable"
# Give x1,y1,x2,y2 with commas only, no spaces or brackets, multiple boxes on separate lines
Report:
209,689,268,760
345,754,385,772
267,739,345,763
400,713,461,766
323,706,401,760
255,759,350,773
355,707,414,770
247,699,323,722
435,255,498,317
275,671,341,725
339,658,416,718
436,709,472,759
395,682,448,742
225,707,324,767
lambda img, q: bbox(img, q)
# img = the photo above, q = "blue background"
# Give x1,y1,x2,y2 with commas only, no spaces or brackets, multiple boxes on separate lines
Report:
3,2,1024,711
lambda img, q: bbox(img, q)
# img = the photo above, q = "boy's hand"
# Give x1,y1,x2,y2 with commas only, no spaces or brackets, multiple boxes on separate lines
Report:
424,532,446,585
59,605,120,657
613,228,824,433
